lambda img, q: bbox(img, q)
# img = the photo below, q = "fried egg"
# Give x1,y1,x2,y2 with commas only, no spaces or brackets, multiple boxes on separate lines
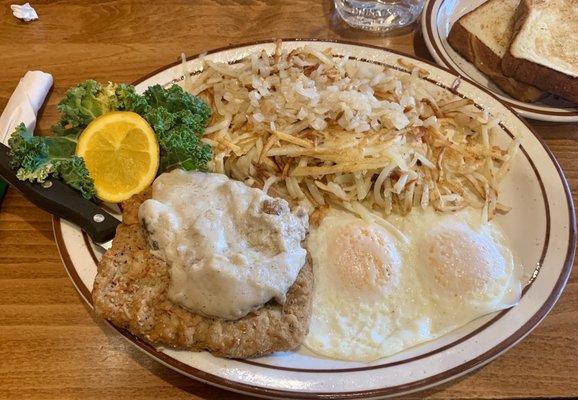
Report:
304,208,522,361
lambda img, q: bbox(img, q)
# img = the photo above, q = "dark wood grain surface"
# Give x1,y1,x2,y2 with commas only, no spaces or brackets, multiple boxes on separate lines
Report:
0,1,576,399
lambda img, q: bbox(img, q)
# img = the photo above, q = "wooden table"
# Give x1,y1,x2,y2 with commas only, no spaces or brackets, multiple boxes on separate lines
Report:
0,1,576,399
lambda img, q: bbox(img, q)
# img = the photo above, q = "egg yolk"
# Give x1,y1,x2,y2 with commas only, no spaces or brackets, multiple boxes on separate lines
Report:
326,224,401,296
425,226,507,299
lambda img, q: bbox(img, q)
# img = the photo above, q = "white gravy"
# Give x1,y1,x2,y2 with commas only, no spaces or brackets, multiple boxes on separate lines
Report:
138,170,309,320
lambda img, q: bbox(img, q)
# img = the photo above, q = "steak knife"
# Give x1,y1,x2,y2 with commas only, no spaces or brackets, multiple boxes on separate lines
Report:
0,143,120,250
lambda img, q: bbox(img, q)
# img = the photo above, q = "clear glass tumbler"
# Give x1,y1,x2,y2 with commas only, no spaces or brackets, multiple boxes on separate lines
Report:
334,0,425,32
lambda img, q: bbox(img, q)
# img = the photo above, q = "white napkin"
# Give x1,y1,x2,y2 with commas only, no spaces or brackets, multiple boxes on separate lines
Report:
11,3,38,22
0,71,53,146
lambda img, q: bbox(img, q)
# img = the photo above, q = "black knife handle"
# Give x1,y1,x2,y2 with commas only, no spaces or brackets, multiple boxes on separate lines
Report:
0,143,120,243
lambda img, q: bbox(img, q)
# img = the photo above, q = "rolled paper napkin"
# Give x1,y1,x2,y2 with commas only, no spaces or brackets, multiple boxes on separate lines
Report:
0,71,54,206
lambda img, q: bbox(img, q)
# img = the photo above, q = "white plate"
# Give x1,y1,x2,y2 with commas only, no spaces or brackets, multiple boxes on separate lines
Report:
53,40,576,399
421,0,578,122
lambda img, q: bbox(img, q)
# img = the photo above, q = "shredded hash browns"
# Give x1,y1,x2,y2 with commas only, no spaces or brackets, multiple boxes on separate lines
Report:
184,42,519,222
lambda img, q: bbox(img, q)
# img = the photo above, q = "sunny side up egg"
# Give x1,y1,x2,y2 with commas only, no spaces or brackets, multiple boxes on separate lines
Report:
304,208,522,362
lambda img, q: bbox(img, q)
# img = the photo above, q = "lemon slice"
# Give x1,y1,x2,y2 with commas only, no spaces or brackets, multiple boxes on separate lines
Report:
76,111,159,203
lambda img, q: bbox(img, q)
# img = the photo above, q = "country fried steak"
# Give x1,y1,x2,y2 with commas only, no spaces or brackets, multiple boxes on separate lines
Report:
92,190,313,358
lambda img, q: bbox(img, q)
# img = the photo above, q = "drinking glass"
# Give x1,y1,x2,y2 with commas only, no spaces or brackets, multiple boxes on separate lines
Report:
334,0,426,32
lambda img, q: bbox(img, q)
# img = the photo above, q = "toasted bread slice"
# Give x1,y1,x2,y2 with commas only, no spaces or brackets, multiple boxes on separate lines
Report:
448,0,546,103
502,0,578,103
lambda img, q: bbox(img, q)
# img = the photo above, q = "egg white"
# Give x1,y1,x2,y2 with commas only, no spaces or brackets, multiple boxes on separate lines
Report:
304,208,522,362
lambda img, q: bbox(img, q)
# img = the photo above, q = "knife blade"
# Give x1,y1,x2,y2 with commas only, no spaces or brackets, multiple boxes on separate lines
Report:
0,143,120,250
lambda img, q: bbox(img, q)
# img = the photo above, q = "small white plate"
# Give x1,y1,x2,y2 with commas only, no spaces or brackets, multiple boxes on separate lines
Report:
54,40,576,399
421,0,578,122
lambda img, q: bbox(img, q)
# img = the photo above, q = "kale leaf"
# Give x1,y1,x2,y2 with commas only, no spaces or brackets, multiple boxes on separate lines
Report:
8,123,95,199
52,80,147,136
141,84,212,173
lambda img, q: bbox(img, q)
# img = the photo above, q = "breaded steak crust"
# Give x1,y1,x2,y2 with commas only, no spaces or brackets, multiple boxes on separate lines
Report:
92,191,313,358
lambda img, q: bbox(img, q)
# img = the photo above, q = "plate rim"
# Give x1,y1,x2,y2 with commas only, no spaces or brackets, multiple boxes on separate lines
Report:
420,0,578,122
52,38,577,399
